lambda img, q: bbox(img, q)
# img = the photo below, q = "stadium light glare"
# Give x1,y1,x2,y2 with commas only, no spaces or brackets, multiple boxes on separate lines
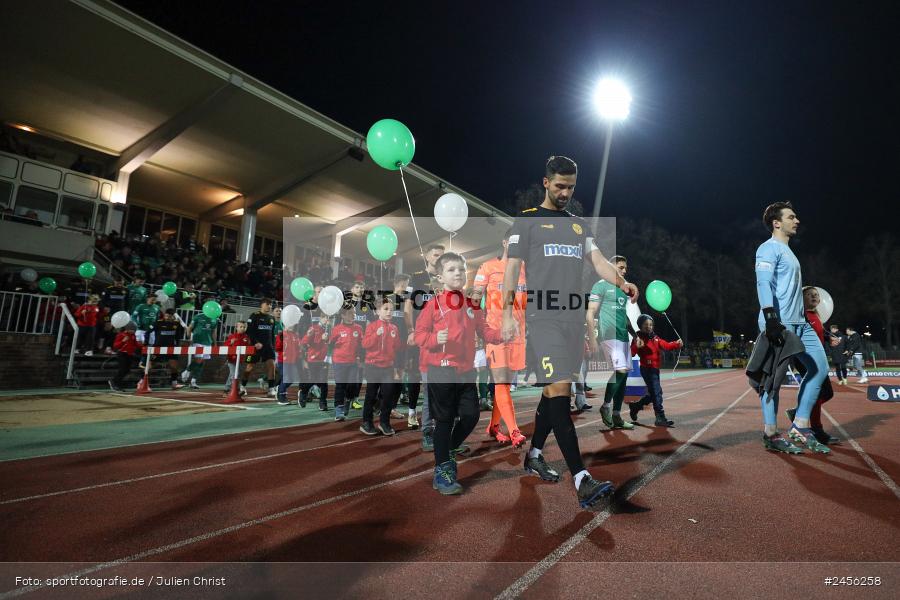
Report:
593,78,632,121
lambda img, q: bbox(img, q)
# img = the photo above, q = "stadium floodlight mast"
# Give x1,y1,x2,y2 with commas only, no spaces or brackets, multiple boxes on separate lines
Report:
591,77,632,220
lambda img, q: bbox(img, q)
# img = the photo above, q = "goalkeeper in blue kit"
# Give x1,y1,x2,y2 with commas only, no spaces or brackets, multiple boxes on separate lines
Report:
753,202,830,454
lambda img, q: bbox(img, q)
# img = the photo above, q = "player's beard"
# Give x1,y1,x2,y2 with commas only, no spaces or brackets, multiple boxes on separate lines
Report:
549,192,569,210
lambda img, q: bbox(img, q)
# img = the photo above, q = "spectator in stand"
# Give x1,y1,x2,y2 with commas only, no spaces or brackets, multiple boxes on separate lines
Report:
74,294,101,355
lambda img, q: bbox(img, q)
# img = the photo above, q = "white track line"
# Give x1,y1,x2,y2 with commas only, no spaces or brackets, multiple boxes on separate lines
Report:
0,416,605,599
823,408,900,501
109,393,261,410
0,397,542,504
495,385,750,600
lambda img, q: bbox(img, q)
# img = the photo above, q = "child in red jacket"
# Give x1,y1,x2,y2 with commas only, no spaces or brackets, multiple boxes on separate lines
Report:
300,311,331,410
629,314,682,427
223,321,251,396
75,294,101,356
415,252,502,495
784,287,838,445
109,326,143,392
359,297,403,436
330,306,364,421
275,324,303,406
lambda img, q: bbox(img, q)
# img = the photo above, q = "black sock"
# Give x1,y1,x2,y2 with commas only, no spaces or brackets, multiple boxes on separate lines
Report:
241,378,248,386
433,419,452,465
547,395,585,474
531,395,552,450
267,379,275,389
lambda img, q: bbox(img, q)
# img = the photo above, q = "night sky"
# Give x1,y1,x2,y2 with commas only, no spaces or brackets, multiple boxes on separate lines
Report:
117,0,899,251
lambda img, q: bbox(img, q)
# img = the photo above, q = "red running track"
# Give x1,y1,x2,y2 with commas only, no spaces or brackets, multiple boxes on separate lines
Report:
0,371,897,600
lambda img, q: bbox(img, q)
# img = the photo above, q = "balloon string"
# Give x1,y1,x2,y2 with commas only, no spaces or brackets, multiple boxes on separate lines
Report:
398,165,444,318
662,311,682,377
398,166,428,275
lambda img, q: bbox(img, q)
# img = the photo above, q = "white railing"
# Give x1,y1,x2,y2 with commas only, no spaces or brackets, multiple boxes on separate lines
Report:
0,291,60,334
55,303,79,381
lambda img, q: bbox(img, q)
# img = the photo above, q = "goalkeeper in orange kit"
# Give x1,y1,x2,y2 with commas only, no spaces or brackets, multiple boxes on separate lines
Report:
473,229,528,448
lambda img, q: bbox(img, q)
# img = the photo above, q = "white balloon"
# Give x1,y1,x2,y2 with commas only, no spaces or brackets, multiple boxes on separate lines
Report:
815,287,834,323
434,193,468,233
155,290,169,301
625,300,642,346
318,285,345,316
282,304,302,328
20,268,38,282
111,310,131,328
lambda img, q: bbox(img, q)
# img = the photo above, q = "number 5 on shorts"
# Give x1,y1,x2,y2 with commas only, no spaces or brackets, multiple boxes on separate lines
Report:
541,356,554,378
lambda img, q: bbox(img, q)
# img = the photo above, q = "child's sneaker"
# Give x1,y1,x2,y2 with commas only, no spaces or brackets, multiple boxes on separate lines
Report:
576,475,615,509
421,430,434,452
479,398,493,411
108,380,123,393
390,409,404,420
239,385,247,397
171,382,184,390
277,396,291,406
762,433,802,454
432,462,463,495
267,387,278,398
257,377,266,390
654,413,675,427
359,422,378,435
189,383,200,391
351,399,363,410
376,422,395,436
628,402,642,423
407,413,419,429
297,391,307,408
318,400,327,411
84,350,94,357
335,405,346,422
612,413,635,430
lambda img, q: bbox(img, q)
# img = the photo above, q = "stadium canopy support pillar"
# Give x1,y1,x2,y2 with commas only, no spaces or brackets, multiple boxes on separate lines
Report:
395,256,404,274
238,207,257,264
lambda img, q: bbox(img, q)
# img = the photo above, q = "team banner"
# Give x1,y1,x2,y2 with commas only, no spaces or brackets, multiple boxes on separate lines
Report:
712,330,731,349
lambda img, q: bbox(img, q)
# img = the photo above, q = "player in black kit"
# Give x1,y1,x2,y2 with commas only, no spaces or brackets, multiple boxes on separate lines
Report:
502,156,639,510
242,298,278,397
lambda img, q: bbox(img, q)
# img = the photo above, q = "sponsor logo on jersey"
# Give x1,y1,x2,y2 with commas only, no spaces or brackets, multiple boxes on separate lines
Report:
756,261,774,272
508,234,520,244
543,243,583,258
541,224,554,229
572,223,583,235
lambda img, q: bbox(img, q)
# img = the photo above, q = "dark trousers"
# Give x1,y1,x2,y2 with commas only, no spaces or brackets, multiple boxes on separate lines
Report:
427,367,479,466
301,362,329,401
332,362,358,407
833,360,848,380
363,365,400,426
638,367,665,414
114,353,134,387
78,325,96,352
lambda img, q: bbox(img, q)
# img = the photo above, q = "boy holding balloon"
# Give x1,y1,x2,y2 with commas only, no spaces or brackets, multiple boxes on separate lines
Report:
414,252,502,495
629,314,682,426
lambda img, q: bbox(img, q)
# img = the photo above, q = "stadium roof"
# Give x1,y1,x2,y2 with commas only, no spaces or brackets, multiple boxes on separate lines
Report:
0,0,511,262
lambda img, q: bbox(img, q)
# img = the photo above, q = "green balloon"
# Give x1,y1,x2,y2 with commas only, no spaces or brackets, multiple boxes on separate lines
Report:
162,281,177,296
78,262,97,279
366,225,398,262
38,277,57,294
366,119,415,170
646,280,673,312
290,277,315,302
202,300,222,320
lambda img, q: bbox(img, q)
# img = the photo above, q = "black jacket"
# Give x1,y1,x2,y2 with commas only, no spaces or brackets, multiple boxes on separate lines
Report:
746,328,806,397
845,332,862,355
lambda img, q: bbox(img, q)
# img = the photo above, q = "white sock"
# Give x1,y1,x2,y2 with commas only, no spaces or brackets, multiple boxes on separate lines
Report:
602,401,612,409
573,469,590,489
190,378,197,386
613,409,621,415
528,447,542,459
408,408,415,416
